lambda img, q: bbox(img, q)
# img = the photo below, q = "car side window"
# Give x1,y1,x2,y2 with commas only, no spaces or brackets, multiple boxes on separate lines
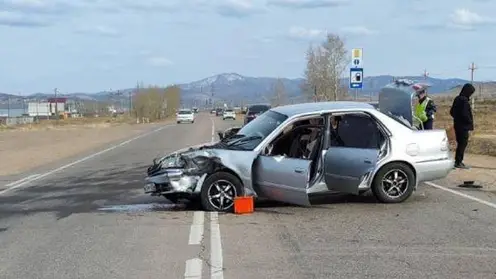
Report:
334,114,383,149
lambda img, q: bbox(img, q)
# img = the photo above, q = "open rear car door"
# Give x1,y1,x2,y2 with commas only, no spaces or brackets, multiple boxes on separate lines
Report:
323,148,378,194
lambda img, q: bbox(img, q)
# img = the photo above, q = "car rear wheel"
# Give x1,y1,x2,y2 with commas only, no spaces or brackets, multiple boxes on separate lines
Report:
200,171,243,212
371,162,415,203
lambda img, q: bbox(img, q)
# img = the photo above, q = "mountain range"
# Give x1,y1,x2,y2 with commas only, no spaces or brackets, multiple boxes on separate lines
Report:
0,73,491,107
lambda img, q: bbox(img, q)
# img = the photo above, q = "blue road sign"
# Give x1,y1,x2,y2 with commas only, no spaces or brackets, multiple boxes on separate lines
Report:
349,68,363,89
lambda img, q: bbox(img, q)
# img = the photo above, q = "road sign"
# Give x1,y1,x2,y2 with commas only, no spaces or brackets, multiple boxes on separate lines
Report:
351,48,362,68
350,68,363,89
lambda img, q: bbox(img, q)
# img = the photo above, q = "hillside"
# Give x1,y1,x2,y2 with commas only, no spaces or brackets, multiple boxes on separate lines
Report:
0,73,492,106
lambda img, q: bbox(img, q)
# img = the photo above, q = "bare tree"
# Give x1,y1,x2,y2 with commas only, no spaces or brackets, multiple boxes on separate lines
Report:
271,78,287,107
132,85,181,122
303,33,348,101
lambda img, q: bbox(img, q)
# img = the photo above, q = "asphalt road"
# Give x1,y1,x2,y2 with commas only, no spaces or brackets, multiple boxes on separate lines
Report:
1,113,496,279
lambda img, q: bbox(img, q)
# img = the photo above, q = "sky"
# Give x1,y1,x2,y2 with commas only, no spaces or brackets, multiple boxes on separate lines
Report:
0,0,495,94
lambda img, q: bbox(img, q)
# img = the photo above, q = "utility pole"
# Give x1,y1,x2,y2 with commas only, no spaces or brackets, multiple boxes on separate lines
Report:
7,95,10,118
54,88,58,123
469,62,476,110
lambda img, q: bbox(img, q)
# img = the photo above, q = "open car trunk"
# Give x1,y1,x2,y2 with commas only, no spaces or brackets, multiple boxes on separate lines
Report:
378,79,429,129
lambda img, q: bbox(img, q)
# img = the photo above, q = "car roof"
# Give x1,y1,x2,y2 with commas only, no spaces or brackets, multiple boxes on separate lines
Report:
179,109,192,111
271,101,375,117
247,103,270,108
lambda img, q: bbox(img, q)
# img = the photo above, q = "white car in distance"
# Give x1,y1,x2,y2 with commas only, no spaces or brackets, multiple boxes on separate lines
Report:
176,109,195,124
222,109,236,120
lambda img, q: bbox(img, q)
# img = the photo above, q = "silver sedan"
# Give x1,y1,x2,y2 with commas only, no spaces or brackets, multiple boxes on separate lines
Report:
144,80,454,212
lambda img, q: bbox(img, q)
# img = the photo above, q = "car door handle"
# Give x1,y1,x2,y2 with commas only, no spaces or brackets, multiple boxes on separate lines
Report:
364,160,372,164
294,168,305,173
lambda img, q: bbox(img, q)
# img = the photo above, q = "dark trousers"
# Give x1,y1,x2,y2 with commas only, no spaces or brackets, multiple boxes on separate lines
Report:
422,119,433,130
454,128,469,164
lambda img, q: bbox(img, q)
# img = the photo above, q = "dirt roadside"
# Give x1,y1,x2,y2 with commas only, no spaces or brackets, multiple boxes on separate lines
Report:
0,121,171,176
444,153,496,192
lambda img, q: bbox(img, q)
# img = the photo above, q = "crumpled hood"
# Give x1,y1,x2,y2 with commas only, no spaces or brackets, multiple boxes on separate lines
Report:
154,141,217,167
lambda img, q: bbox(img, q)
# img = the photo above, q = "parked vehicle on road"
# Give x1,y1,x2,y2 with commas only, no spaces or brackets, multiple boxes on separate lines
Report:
244,104,271,125
222,109,236,120
215,108,223,116
176,109,195,124
145,80,453,212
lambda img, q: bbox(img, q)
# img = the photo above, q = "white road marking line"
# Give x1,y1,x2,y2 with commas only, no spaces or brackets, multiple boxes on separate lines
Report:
4,174,40,187
188,211,205,245
184,258,202,279
0,124,171,195
210,211,224,279
425,181,496,209
210,117,215,143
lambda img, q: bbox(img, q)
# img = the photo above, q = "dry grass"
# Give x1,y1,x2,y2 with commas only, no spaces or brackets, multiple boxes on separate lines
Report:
0,115,174,132
433,96,496,156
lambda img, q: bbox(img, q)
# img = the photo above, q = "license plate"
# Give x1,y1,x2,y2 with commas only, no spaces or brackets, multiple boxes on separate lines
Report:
144,183,156,193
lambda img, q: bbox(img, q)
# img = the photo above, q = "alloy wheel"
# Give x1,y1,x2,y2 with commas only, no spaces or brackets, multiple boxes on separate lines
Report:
381,169,409,199
207,179,237,211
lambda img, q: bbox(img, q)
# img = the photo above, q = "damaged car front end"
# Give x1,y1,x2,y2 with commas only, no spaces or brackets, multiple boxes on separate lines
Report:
144,140,259,208
145,145,217,202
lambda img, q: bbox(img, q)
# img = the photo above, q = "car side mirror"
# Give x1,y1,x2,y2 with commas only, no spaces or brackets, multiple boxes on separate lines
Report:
217,131,224,140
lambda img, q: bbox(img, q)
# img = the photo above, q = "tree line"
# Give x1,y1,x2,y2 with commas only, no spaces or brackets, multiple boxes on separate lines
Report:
132,85,181,122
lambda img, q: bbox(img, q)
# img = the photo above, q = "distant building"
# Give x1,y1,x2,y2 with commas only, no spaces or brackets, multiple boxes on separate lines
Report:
28,102,50,116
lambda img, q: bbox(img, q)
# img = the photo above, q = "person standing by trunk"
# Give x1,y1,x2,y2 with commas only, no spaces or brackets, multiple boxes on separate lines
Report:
450,83,475,169
414,87,437,130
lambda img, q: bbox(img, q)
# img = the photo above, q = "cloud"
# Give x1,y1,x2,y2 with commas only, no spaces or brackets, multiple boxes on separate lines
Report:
146,56,173,67
0,11,49,27
215,0,265,17
448,9,495,29
0,0,74,15
74,25,120,37
115,0,179,13
339,26,376,35
267,0,348,9
288,26,326,40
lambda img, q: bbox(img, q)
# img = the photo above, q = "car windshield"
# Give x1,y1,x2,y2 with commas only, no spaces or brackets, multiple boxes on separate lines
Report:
247,105,270,115
178,110,192,114
229,110,287,150
224,109,233,112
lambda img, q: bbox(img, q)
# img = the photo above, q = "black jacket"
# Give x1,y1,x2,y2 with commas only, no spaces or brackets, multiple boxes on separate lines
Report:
450,83,475,131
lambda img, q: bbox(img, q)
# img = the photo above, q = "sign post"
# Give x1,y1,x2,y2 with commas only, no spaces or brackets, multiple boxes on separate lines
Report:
350,68,363,89
349,48,363,99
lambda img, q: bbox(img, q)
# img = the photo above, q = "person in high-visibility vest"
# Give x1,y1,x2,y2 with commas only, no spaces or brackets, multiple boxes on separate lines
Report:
414,88,437,130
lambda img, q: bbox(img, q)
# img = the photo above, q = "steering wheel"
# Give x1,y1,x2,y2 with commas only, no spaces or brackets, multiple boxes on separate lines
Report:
255,131,264,139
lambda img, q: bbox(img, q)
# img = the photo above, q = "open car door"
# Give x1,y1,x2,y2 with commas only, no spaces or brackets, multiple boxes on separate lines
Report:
323,147,379,194
253,155,311,206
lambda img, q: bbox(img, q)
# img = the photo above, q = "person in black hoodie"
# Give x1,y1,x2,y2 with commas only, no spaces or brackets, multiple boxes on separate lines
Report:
450,83,475,169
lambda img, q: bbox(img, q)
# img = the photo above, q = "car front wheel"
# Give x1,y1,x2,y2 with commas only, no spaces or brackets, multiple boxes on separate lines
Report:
200,171,243,212
371,162,415,203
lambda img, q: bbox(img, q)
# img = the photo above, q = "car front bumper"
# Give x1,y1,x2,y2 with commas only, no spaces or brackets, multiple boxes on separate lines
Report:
177,118,194,122
144,168,205,196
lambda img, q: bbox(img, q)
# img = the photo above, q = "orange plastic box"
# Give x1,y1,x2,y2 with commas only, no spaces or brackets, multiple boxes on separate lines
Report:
234,196,254,214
